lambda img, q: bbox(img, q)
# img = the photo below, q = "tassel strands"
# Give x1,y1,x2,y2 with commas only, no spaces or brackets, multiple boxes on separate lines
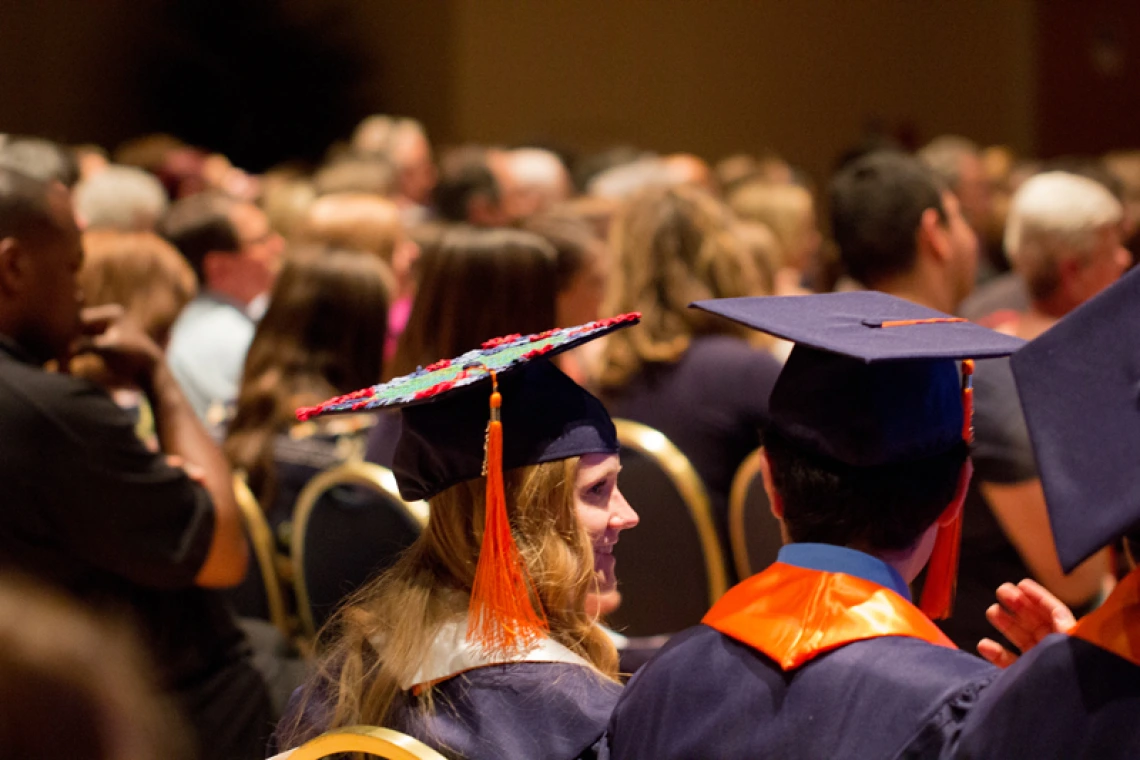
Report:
467,371,549,655
919,359,976,621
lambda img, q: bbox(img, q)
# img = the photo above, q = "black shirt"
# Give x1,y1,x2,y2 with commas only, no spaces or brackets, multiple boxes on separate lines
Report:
0,337,270,759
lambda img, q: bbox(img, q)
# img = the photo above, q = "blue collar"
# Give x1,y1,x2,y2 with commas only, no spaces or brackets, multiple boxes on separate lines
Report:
776,543,912,601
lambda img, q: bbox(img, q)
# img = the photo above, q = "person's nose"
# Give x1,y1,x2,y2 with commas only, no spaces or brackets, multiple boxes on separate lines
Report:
609,487,640,531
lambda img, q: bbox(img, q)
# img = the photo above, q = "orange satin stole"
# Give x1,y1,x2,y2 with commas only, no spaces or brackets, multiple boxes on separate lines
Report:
703,562,956,672
1070,566,1140,668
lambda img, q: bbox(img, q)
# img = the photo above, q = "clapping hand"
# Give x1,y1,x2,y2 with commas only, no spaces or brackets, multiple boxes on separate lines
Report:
977,578,1076,668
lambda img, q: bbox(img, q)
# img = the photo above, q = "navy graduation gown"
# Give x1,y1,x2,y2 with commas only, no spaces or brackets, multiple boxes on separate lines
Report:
954,633,1140,760
604,544,998,760
276,661,620,760
604,625,995,760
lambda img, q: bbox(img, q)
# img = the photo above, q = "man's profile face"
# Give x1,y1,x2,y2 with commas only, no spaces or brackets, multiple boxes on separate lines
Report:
227,202,283,299
22,184,84,363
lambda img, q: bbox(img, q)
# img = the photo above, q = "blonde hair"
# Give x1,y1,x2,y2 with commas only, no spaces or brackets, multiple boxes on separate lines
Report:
599,184,763,389
282,457,618,748
727,181,815,270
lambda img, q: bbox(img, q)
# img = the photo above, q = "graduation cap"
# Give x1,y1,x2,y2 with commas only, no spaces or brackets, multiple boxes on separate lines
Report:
691,291,1024,618
1011,267,1140,573
296,312,640,655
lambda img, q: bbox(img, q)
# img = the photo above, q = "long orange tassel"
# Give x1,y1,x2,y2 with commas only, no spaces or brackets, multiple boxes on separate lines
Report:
467,372,549,655
920,360,975,620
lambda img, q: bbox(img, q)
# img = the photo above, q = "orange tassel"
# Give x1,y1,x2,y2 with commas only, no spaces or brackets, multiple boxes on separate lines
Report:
467,373,549,655
920,360,975,620
919,511,962,620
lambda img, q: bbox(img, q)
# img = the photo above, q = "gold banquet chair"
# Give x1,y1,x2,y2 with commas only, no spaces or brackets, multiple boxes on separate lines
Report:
606,420,728,637
292,461,429,639
282,725,446,760
225,473,291,637
728,448,784,580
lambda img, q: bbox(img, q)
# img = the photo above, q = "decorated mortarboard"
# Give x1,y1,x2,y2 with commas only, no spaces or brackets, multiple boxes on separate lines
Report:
1011,267,1140,574
296,312,640,656
691,291,1024,619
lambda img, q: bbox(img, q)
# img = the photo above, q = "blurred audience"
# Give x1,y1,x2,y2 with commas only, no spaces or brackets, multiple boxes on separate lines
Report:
597,184,781,574
831,150,977,313
225,247,390,533
366,226,558,467
0,576,192,760
728,180,820,296
0,167,270,759
160,192,285,425
942,171,1129,651
74,165,170,232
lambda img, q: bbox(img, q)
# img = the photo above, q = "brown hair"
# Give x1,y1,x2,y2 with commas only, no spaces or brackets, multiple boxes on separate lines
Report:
71,230,196,384
225,247,390,510
281,457,618,748
727,180,816,270
390,227,557,378
598,184,764,389
0,576,191,760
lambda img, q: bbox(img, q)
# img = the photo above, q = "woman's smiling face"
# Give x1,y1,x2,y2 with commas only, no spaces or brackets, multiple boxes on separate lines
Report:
574,453,639,594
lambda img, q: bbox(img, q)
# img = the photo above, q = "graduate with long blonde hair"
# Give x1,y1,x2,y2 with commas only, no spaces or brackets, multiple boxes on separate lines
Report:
274,315,641,760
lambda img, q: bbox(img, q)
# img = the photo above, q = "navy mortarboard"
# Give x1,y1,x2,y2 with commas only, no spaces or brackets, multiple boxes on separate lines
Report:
692,291,1025,617
1012,265,1140,573
296,313,639,654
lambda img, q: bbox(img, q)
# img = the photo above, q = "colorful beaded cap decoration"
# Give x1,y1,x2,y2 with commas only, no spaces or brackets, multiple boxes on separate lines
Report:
296,312,641,421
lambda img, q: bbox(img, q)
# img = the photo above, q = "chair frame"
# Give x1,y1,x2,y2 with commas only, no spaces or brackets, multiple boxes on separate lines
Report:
728,447,766,581
287,725,446,760
232,472,291,636
291,461,429,639
613,419,728,606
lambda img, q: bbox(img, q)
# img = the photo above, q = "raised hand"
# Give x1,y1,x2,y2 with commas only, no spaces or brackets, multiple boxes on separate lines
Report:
977,578,1076,668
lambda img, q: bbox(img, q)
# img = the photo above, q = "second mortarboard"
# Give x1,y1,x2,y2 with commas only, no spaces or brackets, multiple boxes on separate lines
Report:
1011,266,1140,573
296,313,640,655
691,291,1024,618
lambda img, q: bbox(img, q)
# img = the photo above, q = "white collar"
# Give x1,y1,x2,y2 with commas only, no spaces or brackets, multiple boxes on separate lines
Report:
399,614,593,691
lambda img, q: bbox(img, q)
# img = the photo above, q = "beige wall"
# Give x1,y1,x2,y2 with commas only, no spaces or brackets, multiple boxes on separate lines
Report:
422,0,1037,183
0,0,1036,183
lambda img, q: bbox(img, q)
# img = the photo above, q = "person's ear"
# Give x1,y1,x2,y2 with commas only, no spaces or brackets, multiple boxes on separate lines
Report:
0,237,30,295
759,448,784,521
918,207,951,264
1054,254,1085,303
937,458,974,527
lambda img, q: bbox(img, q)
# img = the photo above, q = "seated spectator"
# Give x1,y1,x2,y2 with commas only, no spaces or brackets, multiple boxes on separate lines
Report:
312,156,397,198
509,148,573,216
728,180,821,296
0,575,191,760
597,184,781,577
366,226,557,466
71,230,197,446
0,136,80,189
940,171,1127,651
299,193,417,359
276,318,640,759
830,151,978,313
224,247,390,534
160,192,285,425
73,165,169,232
0,166,271,759
919,135,997,280
434,146,524,226
521,212,611,383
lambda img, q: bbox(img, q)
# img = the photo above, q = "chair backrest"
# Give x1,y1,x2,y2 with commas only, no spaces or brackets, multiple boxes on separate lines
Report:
281,725,447,760
728,448,784,579
224,473,291,636
606,420,727,637
292,461,428,639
